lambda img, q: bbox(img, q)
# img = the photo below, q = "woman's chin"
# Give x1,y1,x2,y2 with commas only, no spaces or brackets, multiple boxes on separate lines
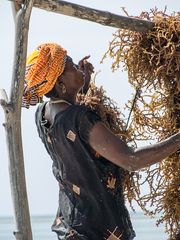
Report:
76,72,85,89
79,76,85,87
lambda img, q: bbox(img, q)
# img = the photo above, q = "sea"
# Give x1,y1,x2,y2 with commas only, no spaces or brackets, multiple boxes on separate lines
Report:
0,212,167,240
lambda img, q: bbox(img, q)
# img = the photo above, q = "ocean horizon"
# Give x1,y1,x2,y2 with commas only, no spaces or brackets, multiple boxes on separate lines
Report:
0,212,167,239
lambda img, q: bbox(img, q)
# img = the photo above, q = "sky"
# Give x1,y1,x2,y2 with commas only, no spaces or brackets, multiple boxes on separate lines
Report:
0,0,179,217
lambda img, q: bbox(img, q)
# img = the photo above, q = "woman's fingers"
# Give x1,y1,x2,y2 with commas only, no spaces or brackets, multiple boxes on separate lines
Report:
78,55,94,73
82,55,90,61
78,55,90,66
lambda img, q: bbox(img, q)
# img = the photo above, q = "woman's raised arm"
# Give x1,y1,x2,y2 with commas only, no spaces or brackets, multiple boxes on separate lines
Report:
89,122,180,171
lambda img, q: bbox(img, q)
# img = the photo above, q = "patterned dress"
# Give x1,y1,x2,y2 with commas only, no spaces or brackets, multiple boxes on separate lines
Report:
35,103,135,240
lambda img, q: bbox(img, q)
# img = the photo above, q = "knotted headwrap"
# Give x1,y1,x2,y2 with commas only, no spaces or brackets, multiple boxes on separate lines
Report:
22,43,67,108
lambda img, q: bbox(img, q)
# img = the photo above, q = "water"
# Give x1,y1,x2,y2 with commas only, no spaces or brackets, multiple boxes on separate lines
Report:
0,213,167,239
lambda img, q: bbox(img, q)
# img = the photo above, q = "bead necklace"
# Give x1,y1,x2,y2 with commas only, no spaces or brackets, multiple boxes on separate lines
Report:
49,99,72,105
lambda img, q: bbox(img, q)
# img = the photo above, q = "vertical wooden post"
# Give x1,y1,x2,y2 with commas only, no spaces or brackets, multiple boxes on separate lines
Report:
0,0,34,239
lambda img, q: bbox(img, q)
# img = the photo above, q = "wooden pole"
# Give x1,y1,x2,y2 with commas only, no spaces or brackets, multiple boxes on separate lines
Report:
0,0,34,239
10,0,155,32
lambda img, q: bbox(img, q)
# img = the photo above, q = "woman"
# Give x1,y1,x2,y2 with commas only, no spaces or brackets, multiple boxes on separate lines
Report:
23,43,180,240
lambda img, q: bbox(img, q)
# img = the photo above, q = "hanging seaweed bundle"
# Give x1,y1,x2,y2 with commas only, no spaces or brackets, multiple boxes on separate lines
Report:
102,9,180,240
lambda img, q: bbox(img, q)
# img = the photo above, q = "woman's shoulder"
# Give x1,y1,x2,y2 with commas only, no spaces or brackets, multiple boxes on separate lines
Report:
74,103,91,111
60,104,101,128
71,104,99,118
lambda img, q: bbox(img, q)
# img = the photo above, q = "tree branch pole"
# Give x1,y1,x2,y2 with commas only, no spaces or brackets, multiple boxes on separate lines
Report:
11,0,155,32
0,0,34,240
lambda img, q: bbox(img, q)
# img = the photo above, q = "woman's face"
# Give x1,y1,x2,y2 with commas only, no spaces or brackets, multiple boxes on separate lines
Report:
60,56,85,91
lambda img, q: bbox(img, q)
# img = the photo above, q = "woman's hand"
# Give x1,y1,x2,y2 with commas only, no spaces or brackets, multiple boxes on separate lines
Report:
78,55,94,75
78,55,94,94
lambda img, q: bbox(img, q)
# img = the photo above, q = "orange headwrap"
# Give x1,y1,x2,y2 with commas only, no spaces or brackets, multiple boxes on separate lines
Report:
22,43,67,108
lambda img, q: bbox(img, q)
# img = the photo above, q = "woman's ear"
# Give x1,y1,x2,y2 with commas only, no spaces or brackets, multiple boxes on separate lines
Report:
56,80,67,94
61,83,67,94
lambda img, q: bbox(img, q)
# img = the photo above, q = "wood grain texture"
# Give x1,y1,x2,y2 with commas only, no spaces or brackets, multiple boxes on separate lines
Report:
11,0,155,32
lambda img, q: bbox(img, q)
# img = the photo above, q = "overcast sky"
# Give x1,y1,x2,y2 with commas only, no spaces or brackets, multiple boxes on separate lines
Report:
0,0,179,217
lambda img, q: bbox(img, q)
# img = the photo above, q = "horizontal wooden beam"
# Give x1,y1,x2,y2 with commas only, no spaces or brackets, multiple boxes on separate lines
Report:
11,0,155,32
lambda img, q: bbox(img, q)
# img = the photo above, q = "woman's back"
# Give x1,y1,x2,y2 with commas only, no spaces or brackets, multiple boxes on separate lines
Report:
35,103,135,240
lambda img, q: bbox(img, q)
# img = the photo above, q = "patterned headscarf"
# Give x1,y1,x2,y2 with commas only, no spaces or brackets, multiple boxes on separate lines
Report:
22,43,67,108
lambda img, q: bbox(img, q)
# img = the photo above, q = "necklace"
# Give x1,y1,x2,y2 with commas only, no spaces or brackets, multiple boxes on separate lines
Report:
49,99,72,105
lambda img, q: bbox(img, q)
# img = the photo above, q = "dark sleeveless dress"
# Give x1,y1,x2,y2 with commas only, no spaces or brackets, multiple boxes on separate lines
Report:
35,102,135,240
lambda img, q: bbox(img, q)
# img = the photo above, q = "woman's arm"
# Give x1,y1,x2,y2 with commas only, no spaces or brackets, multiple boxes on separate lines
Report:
89,122,180,171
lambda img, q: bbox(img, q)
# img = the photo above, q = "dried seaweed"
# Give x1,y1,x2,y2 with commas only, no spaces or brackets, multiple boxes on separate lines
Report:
101,9,180,240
